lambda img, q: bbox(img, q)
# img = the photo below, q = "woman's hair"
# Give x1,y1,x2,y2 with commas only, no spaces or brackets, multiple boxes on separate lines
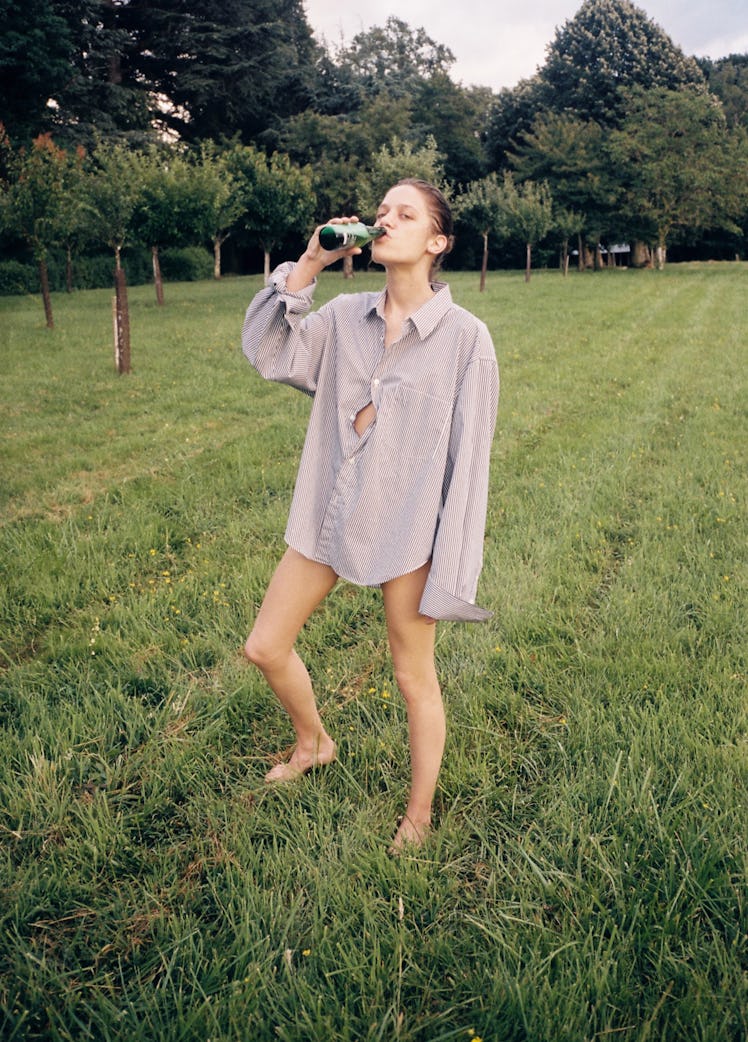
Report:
393,178,455,276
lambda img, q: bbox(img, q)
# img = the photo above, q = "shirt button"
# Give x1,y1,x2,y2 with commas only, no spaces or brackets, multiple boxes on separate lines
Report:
349,414,356,422
373,378,380,387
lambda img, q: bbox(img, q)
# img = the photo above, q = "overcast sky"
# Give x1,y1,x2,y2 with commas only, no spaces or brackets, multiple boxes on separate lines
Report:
303,0,748,92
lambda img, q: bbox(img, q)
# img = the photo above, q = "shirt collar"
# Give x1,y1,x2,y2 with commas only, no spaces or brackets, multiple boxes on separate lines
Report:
366,281,453,340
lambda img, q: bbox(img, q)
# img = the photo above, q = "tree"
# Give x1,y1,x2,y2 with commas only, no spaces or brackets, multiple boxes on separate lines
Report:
540,0,706,127
51,0,153,148
0,0,77,144
552,206,586,276
509,112,616,270
337,16,455,101
192,143,245,279
357,136,449,220
124,0,319,144
485,78,545,171
275,97,413,225
699,54,748,132
485,0,710,170
412,76,492,186
54,144,91,292
0,131,67,327
85,141,145,372
501,174,554,282
229,147,315,280
132,147,212,304
455,173,507,291
609,88,748,267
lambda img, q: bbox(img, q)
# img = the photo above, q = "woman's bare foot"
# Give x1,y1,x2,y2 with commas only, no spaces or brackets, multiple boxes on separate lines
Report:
264,736,337,783
388,814,432,855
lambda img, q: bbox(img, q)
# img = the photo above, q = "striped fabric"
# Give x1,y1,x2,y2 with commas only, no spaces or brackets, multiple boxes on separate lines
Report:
242,262,499,622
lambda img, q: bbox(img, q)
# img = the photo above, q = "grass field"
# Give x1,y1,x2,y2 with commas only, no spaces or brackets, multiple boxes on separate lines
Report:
0,263,746,1041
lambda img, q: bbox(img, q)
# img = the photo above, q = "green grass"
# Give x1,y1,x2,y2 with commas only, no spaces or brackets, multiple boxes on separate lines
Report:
0,263,746,1041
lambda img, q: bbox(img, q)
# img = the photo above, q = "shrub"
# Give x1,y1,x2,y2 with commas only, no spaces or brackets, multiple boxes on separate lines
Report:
0,260,35,295
160,246,214,282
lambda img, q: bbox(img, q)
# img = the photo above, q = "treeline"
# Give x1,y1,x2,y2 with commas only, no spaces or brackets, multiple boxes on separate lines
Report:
1,0,747,310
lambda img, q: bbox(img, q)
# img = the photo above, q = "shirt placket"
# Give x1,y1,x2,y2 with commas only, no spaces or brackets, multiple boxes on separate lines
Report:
343,318,387,459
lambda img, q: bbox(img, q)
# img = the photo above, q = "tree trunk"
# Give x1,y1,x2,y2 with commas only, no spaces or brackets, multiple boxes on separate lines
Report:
114,262,131,374
39,257,54,329
561,240,570,277
525,242,532,283
213,237,222,279
152,245,164,305
66,246,73,293
656,243,667,270
631,241,651,268
479,231,488,293
577,232,585,272
264,250,271,283
343,254,354,279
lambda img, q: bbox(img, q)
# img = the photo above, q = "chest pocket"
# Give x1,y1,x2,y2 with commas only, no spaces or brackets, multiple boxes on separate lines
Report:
378,384,452,461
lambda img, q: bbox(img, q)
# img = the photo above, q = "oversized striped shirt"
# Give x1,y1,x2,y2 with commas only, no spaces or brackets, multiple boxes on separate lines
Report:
242,262,499,622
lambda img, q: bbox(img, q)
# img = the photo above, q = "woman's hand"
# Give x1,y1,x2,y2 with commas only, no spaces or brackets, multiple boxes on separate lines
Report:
286,217,363,292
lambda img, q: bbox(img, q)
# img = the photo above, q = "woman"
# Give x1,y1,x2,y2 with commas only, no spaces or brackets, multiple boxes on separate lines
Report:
241,179,499,851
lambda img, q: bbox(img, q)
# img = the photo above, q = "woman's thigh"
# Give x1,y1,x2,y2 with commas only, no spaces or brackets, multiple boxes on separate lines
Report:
381,562,436,678
248,547,338,656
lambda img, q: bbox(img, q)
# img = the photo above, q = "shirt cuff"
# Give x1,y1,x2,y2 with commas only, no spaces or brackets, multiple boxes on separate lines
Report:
268,262,316,311
419,574,492,623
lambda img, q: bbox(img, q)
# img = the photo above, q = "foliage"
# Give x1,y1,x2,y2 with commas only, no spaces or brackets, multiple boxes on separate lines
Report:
357,136,448,220
51,0,153,148
455,172,508,290
0,132,67,263
0,258,35,294
499,173,554,280
485,78,545,172
411,76,492,185
227,145,316,277
0,131,71,324
487,0,710,164
190,143,246,277
699,53,748,131
336,16,455,101
0,0,78,143
509,113,614,238
159,246,213,282
0,267,746,1040
84,141,145,265
539,0,706,127
609,89,748,259
121,0,319,145
0,3,746,272
275,98,413,223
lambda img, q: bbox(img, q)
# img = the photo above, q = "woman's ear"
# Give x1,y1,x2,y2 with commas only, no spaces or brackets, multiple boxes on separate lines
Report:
428,234,448,256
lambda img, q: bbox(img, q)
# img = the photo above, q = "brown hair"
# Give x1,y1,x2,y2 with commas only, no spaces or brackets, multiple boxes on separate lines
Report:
393,178,455,276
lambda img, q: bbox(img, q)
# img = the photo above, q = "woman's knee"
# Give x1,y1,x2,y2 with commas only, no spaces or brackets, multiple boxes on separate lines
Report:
243,630,287,672
393,662,440,704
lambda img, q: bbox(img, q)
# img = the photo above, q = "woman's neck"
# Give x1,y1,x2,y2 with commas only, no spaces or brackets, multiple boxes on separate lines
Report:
384,267,434,322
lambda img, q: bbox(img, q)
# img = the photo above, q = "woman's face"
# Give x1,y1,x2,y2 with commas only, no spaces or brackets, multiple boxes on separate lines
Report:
371,183,447,270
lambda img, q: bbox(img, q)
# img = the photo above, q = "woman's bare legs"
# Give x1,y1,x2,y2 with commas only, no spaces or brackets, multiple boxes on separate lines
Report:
382,561,443,850
244,547,338,781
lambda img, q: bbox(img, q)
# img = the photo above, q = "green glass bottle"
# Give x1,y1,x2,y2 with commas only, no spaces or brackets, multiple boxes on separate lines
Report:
318,222,385,251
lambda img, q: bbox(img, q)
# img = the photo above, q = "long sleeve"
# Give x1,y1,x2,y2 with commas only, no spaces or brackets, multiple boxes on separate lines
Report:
242,262,330,395
419,351,499,622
